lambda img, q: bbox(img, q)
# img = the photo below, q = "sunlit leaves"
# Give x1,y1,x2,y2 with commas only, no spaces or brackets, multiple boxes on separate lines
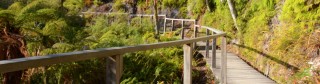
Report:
7,2,24,13
63,0,84,15
113,0,126,11
187,0,205,17
43,19,67,36
52,43,75,52
162,0,186,8
0,10,15,23
19,0,60,15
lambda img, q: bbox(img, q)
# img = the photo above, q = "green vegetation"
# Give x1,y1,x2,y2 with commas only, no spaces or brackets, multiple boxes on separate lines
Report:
28,14,184,83
1,0,188,83
201,0,319,83
1,0,319,83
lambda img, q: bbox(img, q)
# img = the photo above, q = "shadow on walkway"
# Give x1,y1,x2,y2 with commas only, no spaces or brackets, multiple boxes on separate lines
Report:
232,43,299,72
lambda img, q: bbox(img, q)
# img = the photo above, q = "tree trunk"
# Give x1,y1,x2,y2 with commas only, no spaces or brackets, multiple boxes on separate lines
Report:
132,0,138,14
206,0,211,11
227,0,237,24
226,0,243,52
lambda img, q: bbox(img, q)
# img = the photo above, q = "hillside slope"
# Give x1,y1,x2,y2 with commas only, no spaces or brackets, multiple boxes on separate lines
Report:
200,0,320,83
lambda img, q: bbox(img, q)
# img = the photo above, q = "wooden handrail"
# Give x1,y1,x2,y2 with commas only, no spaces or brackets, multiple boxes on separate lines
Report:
165,18,196,22
194,25,227,84
0,13,227,84
0,33,225,73
81,12,166,17
195,25,225,34
130,14,166,17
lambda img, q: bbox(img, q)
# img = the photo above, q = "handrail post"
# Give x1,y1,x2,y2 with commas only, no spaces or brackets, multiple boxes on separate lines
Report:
164,18,167,34
183,43,193,84
212,31,216,68
151,16,153,21
140,15,142,25
171,20,174,32
106,55,123,84
193,24,198,49
182,20,184,29
206,29,210,58
181,20,184,39
127,15,130,26
221,36,227,84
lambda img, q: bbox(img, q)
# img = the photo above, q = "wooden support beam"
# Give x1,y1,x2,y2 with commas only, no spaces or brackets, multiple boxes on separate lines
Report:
206,29,210,58
183,44,193,84
221,36,227,84
106,55,123,84
212,31,216,68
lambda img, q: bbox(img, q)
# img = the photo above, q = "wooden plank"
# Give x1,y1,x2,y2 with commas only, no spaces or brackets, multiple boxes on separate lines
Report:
183,44,193,84
198,49,275,84
0,33,225,73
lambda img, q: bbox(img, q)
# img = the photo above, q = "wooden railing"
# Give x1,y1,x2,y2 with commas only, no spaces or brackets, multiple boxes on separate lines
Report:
0,13,227,84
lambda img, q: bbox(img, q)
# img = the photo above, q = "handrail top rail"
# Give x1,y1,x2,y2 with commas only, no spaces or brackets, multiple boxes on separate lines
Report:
0,32,225,73
195,25,225,34
81,12,166,17
165,18,196,22
0,13,226,74
130,14,166,17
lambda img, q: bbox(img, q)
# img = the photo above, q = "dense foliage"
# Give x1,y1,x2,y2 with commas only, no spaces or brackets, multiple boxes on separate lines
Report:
28,14,184,83
1,0,319,83
201,0,320,83
1,0,187,83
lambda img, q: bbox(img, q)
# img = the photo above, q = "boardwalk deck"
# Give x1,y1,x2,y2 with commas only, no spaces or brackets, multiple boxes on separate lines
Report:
196,42,276,84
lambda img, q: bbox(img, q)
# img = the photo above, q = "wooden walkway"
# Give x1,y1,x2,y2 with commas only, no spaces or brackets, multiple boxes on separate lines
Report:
196,42,276,84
